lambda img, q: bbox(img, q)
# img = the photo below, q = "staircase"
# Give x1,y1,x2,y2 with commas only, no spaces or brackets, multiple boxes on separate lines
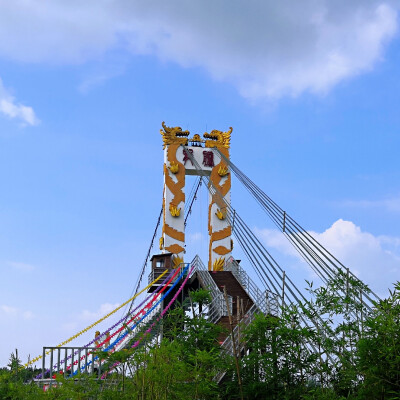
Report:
191,256,279,342
208,271,254,341
187,256,281,383
191,256,233,324
209,271,253,311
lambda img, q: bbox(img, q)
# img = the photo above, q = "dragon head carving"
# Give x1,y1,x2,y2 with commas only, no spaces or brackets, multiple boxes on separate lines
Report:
203,127,232,149
160,121,190,149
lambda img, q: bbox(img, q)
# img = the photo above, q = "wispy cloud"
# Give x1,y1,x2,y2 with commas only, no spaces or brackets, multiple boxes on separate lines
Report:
0,78,39,126
8,261,35,272
0,305,35,320
0,305,17,314
22,311,35,320
62,303,120,335
78,62,126,94
378,235,400,248
79,303,120,322
340,196,400,213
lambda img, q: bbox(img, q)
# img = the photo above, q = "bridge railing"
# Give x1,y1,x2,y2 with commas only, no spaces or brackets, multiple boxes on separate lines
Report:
148,262,194,285
34,346,99,387
147,267,179,285
114,306,162,352
119,262,193,351
35,299,165,384
220,291,279,353
214,290,280,383
148,267,167,285
224,256,274,310
191,255,232,323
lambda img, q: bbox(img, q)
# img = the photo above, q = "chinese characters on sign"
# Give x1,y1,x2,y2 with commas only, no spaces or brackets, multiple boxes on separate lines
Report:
202,151,214,167
183,149,215,167
183,149,194,165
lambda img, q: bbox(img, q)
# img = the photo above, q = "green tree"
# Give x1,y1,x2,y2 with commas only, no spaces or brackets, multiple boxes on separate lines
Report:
356,282,400,399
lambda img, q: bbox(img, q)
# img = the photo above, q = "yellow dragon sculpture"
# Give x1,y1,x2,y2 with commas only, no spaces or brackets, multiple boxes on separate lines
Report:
203,127,232,149
160,121,190,149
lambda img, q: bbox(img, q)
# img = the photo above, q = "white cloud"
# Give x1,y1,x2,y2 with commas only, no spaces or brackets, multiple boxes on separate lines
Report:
379,234,400,247
78,62,126,93
61,302,120,337
0,78,39,126
8,261,35,272
0,305,17,314
0,305,35,320
80,303,120,322
255,227,297,258
257,219,400,296
0,1,397,99
22,311,35,320
341,196,400,213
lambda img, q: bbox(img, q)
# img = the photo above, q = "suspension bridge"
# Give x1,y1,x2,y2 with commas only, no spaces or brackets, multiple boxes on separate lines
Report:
26,122,379,388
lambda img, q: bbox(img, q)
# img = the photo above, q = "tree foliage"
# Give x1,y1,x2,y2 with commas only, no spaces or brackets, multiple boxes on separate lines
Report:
1,283,400,399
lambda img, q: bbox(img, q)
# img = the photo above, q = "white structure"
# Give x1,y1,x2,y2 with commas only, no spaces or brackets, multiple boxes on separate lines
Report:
160,122,233,271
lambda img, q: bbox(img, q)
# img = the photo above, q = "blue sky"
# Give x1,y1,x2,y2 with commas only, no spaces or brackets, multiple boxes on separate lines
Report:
1,1,400,366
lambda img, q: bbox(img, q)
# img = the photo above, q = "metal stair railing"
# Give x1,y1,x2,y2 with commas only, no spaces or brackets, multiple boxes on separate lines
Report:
121,262,196,352
35,301,166,385
224,256,271,309
115,306,162,352
116,261,192,352
115,261,189,351
34,346,99,388
220,290,279,356
214,289,280,383
214,293,276,383
191,255,232,323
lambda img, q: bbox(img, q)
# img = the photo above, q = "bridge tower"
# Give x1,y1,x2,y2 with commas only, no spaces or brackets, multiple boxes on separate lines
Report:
159,121,233,271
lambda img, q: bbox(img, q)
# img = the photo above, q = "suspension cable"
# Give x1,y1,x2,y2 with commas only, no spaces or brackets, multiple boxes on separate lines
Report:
180,146,337,361
121,206,163,322
185,177,202,227
216,149,379,308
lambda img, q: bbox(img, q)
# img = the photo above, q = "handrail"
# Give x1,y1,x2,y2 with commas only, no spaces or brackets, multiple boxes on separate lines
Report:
120,262,191,351
225,256,267,307
219,289,280,357
214,289,280,383
114,305,162,352
191,256,232,323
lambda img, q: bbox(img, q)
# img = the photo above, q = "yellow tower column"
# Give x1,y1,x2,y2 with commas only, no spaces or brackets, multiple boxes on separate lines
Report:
204,128,233,271
159,122,189,267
